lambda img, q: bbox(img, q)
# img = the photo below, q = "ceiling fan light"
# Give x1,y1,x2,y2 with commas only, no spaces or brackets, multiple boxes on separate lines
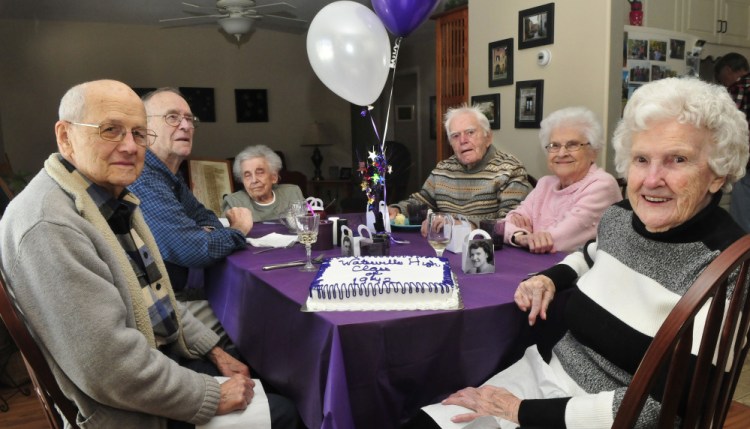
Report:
218,17,253,41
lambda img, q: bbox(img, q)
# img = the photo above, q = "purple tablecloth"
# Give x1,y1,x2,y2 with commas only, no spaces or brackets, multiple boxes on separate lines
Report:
205,214,564,429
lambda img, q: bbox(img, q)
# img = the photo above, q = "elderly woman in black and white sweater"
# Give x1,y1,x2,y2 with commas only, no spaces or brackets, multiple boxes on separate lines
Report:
416,77,749,428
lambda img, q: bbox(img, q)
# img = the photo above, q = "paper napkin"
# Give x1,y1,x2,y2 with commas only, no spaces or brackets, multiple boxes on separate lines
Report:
246,233,298,248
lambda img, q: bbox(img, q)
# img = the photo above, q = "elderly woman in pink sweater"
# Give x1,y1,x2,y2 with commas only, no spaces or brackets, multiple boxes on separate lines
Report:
504,107,623,253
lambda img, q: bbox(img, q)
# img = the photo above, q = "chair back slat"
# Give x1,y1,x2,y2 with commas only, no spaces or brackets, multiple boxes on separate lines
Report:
0,273,79,428
613,234,750,428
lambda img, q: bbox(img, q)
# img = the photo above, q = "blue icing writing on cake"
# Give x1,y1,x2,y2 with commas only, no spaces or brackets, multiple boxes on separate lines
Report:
305,256,461,311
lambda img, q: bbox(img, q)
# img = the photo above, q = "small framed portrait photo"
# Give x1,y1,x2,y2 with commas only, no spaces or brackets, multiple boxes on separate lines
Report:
515,80,544,129
462,238,495,274
471,93,501,130
518,3,555,49
488,38,514,87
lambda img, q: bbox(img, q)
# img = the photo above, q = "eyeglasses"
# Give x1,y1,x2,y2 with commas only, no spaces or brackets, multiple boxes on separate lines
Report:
149,113,200,128
545,141,591,153
67,122,156,147
448,128,478,142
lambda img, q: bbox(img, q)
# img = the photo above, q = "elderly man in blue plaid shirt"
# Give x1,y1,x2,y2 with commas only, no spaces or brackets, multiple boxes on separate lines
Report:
130,87,253,340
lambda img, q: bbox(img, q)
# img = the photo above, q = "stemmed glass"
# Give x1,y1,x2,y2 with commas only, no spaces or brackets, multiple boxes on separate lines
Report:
280,200,308,232
295,213,320,272
427,212,453,257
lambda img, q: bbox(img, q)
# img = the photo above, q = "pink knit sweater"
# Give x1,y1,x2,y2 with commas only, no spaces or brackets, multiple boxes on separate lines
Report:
503,164,622,253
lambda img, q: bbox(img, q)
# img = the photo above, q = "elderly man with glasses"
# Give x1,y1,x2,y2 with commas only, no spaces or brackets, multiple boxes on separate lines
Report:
388,104,531,234
0,79,269,428
129,88,253,344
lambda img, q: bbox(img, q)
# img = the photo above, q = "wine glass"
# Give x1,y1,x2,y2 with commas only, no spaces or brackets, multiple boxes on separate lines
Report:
279,200,305,232
295,213,320,272
427,212,453,257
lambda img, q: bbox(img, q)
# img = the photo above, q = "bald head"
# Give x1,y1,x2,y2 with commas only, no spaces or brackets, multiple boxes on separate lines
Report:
55,79,148,197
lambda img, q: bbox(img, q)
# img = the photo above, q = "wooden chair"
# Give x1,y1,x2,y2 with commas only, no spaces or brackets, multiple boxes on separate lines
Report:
612,234,750,428
0,274,79,429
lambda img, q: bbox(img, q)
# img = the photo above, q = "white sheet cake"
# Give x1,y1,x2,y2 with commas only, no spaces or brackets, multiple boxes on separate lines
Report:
304,256,461,311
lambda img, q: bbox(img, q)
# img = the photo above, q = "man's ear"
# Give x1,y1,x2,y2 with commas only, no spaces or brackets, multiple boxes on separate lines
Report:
55,121,73,157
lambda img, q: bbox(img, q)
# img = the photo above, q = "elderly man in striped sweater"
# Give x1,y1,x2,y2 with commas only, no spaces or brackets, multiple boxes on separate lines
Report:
389,105,531,234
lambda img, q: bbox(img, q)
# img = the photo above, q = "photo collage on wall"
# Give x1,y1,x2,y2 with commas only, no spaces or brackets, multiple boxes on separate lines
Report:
623,31,688,103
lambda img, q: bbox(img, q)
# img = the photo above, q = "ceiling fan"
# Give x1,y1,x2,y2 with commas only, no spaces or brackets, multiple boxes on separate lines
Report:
160,0,308,41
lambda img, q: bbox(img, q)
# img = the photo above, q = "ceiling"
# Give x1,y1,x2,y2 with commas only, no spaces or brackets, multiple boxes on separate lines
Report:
0,0,372,34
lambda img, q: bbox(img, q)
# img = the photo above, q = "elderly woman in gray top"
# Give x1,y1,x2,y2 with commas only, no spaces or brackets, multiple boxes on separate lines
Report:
222,145,304,221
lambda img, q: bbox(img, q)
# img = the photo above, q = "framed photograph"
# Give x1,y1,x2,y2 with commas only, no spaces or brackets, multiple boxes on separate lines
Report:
648,40,667,62
515,80,544,129
627,38,648,60
429,96,437,140
235,89,269,122
180,87,216,122
471,93,501,130
518,3,555,49
462,239,495,274
488,38,514,87
187,158,234,217
396,105,415,121
669,39,686,59
339,167,352,180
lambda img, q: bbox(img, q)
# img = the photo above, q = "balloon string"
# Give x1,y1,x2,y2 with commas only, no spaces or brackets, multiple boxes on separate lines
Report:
381,36,403,155
379,36,403,208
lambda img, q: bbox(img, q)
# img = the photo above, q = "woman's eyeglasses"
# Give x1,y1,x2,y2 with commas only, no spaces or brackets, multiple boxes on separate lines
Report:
544,141,590,153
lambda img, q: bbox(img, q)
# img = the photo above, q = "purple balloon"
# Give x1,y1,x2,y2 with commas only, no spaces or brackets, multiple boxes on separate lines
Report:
372,0,442,37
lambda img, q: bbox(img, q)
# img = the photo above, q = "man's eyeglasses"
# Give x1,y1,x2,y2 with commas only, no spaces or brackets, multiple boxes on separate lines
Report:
149,113,200,128
545,141,591,153
67,122,156,147
448,128,478,142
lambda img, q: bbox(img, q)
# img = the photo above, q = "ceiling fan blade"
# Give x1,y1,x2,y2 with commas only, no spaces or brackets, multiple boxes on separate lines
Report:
260,13,308,24
254,2,296,11
160,14,228,23
181,2,215,9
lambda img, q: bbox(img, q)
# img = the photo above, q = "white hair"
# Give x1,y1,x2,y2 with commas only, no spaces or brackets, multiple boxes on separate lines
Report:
233,145,283,182
58,82,88,121
443,104,491,138
539,106,604,152
612,77,749,192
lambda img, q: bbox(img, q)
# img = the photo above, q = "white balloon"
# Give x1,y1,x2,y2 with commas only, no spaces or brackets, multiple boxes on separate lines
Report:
306,1,391,106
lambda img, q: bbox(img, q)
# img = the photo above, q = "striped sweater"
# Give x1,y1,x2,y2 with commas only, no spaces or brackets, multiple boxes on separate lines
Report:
519,194,744,428
394,145,531,226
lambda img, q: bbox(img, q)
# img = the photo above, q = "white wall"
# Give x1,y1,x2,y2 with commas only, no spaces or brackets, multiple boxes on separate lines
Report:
0,19,351,179
468,0,626,179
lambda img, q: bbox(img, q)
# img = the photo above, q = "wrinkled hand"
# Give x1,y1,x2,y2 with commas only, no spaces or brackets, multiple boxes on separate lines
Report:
514,275,555,326
208,347,250,378
442,386,521,424
216,373,256,415
515,231,555,254
507,213,533,230
388,206,400,219
225,207,254,236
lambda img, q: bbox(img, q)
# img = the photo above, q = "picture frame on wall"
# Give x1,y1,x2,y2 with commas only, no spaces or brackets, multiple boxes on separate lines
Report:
235,89,269,123
396,105,415,121
471,94,501,130
518,3,555,50
488,38,514,87
180,87,216,122
515,80,544,129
